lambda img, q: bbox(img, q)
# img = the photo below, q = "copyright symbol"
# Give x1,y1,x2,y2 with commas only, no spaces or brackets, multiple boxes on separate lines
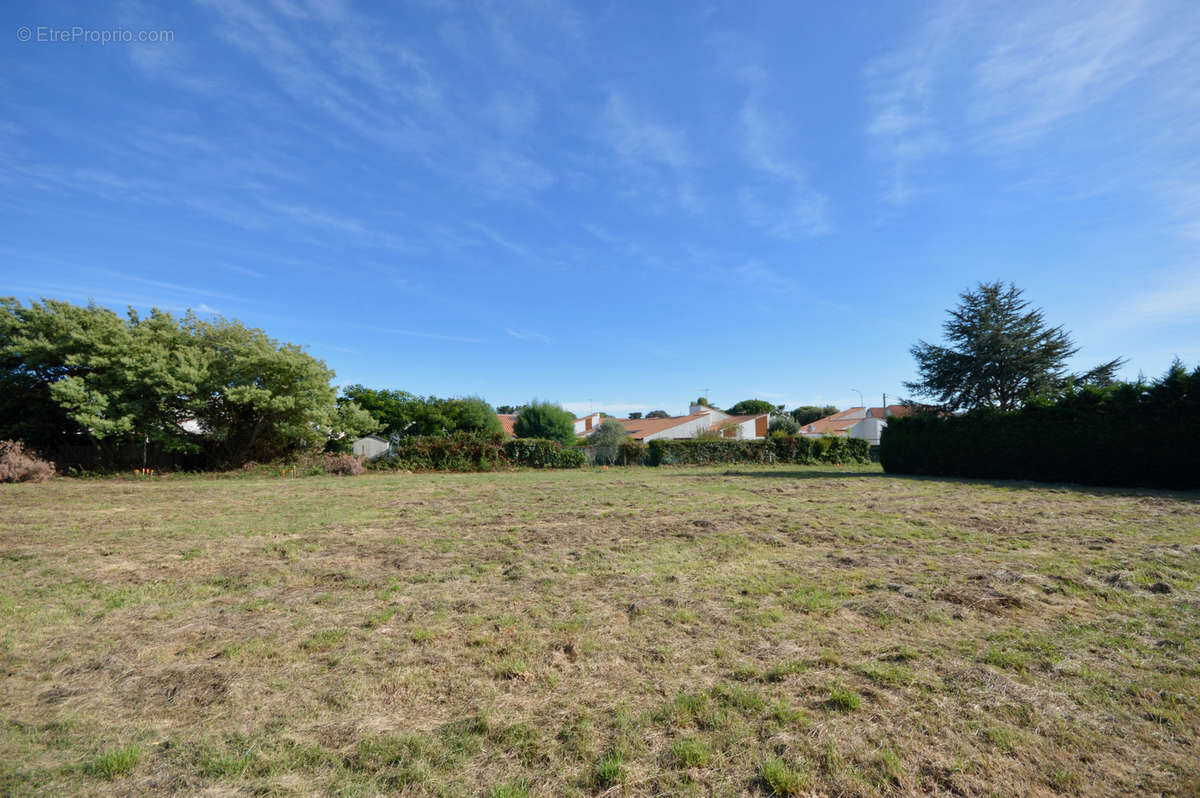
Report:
16,26,31,42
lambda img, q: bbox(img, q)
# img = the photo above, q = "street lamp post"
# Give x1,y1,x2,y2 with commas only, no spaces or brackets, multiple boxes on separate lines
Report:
852,388,864,409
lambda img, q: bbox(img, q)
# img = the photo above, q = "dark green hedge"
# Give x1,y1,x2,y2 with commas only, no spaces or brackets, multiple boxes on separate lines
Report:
503,438,586,469
618,441,647,466
879,362,1200,489
370,433,585,472
646,436,869,466
372,432,506,472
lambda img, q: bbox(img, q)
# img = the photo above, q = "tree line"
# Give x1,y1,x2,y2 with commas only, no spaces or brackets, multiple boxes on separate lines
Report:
0,298,378,469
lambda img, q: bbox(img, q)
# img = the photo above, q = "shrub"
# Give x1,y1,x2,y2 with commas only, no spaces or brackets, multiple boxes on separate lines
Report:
512,401,575,446
0,440,55,483
503,438,562,468
768,416,800,435
554,447,587,468
323,453,365,476
504,438,585,469
618,441,647,465
445,396,504,436
590,419,627,465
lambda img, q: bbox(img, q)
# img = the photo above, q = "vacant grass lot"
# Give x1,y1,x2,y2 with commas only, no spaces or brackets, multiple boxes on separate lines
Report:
1,465,1198,797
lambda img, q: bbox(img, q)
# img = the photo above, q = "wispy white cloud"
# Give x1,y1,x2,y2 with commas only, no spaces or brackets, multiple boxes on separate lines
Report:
863,0,1200,207
196,0,419,147
505,328,552,343
967,1,1167,149
95,271,243,303
471,149,555,200
368,326,484,344
738,185,828,241
218,262,266,279
127,42,222,94
601,94,692,171
1160,174,1200,240
486,90,541,134
1128,269,1200,323
734,73,830,237
732,260,797,292
862,1,961,205
261,201,411,250
466,222,531,257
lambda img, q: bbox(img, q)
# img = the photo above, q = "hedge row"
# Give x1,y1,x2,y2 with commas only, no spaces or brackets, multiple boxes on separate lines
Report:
366,431,871,471
504,438,587,469
645,435,870,466
879,363,1200,489
369,433,585,472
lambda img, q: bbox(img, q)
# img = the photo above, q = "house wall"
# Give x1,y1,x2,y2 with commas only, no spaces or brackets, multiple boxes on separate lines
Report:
352,436,390,459
847,418,886,445
574,413,601,435
719,418,760,439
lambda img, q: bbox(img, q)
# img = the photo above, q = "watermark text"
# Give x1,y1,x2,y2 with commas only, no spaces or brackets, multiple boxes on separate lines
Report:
16,26,175,44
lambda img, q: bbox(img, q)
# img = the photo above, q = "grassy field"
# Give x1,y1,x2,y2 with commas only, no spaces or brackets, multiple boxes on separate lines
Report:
1,465,1198,797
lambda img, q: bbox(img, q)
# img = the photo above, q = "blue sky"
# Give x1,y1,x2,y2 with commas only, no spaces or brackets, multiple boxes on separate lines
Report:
2,1,1198,416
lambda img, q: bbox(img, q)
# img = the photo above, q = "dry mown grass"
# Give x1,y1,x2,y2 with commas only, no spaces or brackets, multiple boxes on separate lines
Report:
1,465,1198,797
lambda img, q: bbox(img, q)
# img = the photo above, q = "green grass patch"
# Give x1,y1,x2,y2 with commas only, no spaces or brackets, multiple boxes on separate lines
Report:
759,756,810,796
826,683,862,712
301,627,348,652
85,746,140,779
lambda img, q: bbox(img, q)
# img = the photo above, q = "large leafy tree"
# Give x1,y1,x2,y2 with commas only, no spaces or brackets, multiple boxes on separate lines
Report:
905,282,1122,411
182,314,378,465
513,400,575,446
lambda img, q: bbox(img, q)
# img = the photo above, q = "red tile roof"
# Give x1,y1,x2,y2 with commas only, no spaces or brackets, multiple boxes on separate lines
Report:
615,413,708,440
497,414,517,437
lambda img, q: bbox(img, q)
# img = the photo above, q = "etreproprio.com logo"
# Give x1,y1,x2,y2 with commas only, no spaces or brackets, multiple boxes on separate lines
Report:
16,26,175,44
